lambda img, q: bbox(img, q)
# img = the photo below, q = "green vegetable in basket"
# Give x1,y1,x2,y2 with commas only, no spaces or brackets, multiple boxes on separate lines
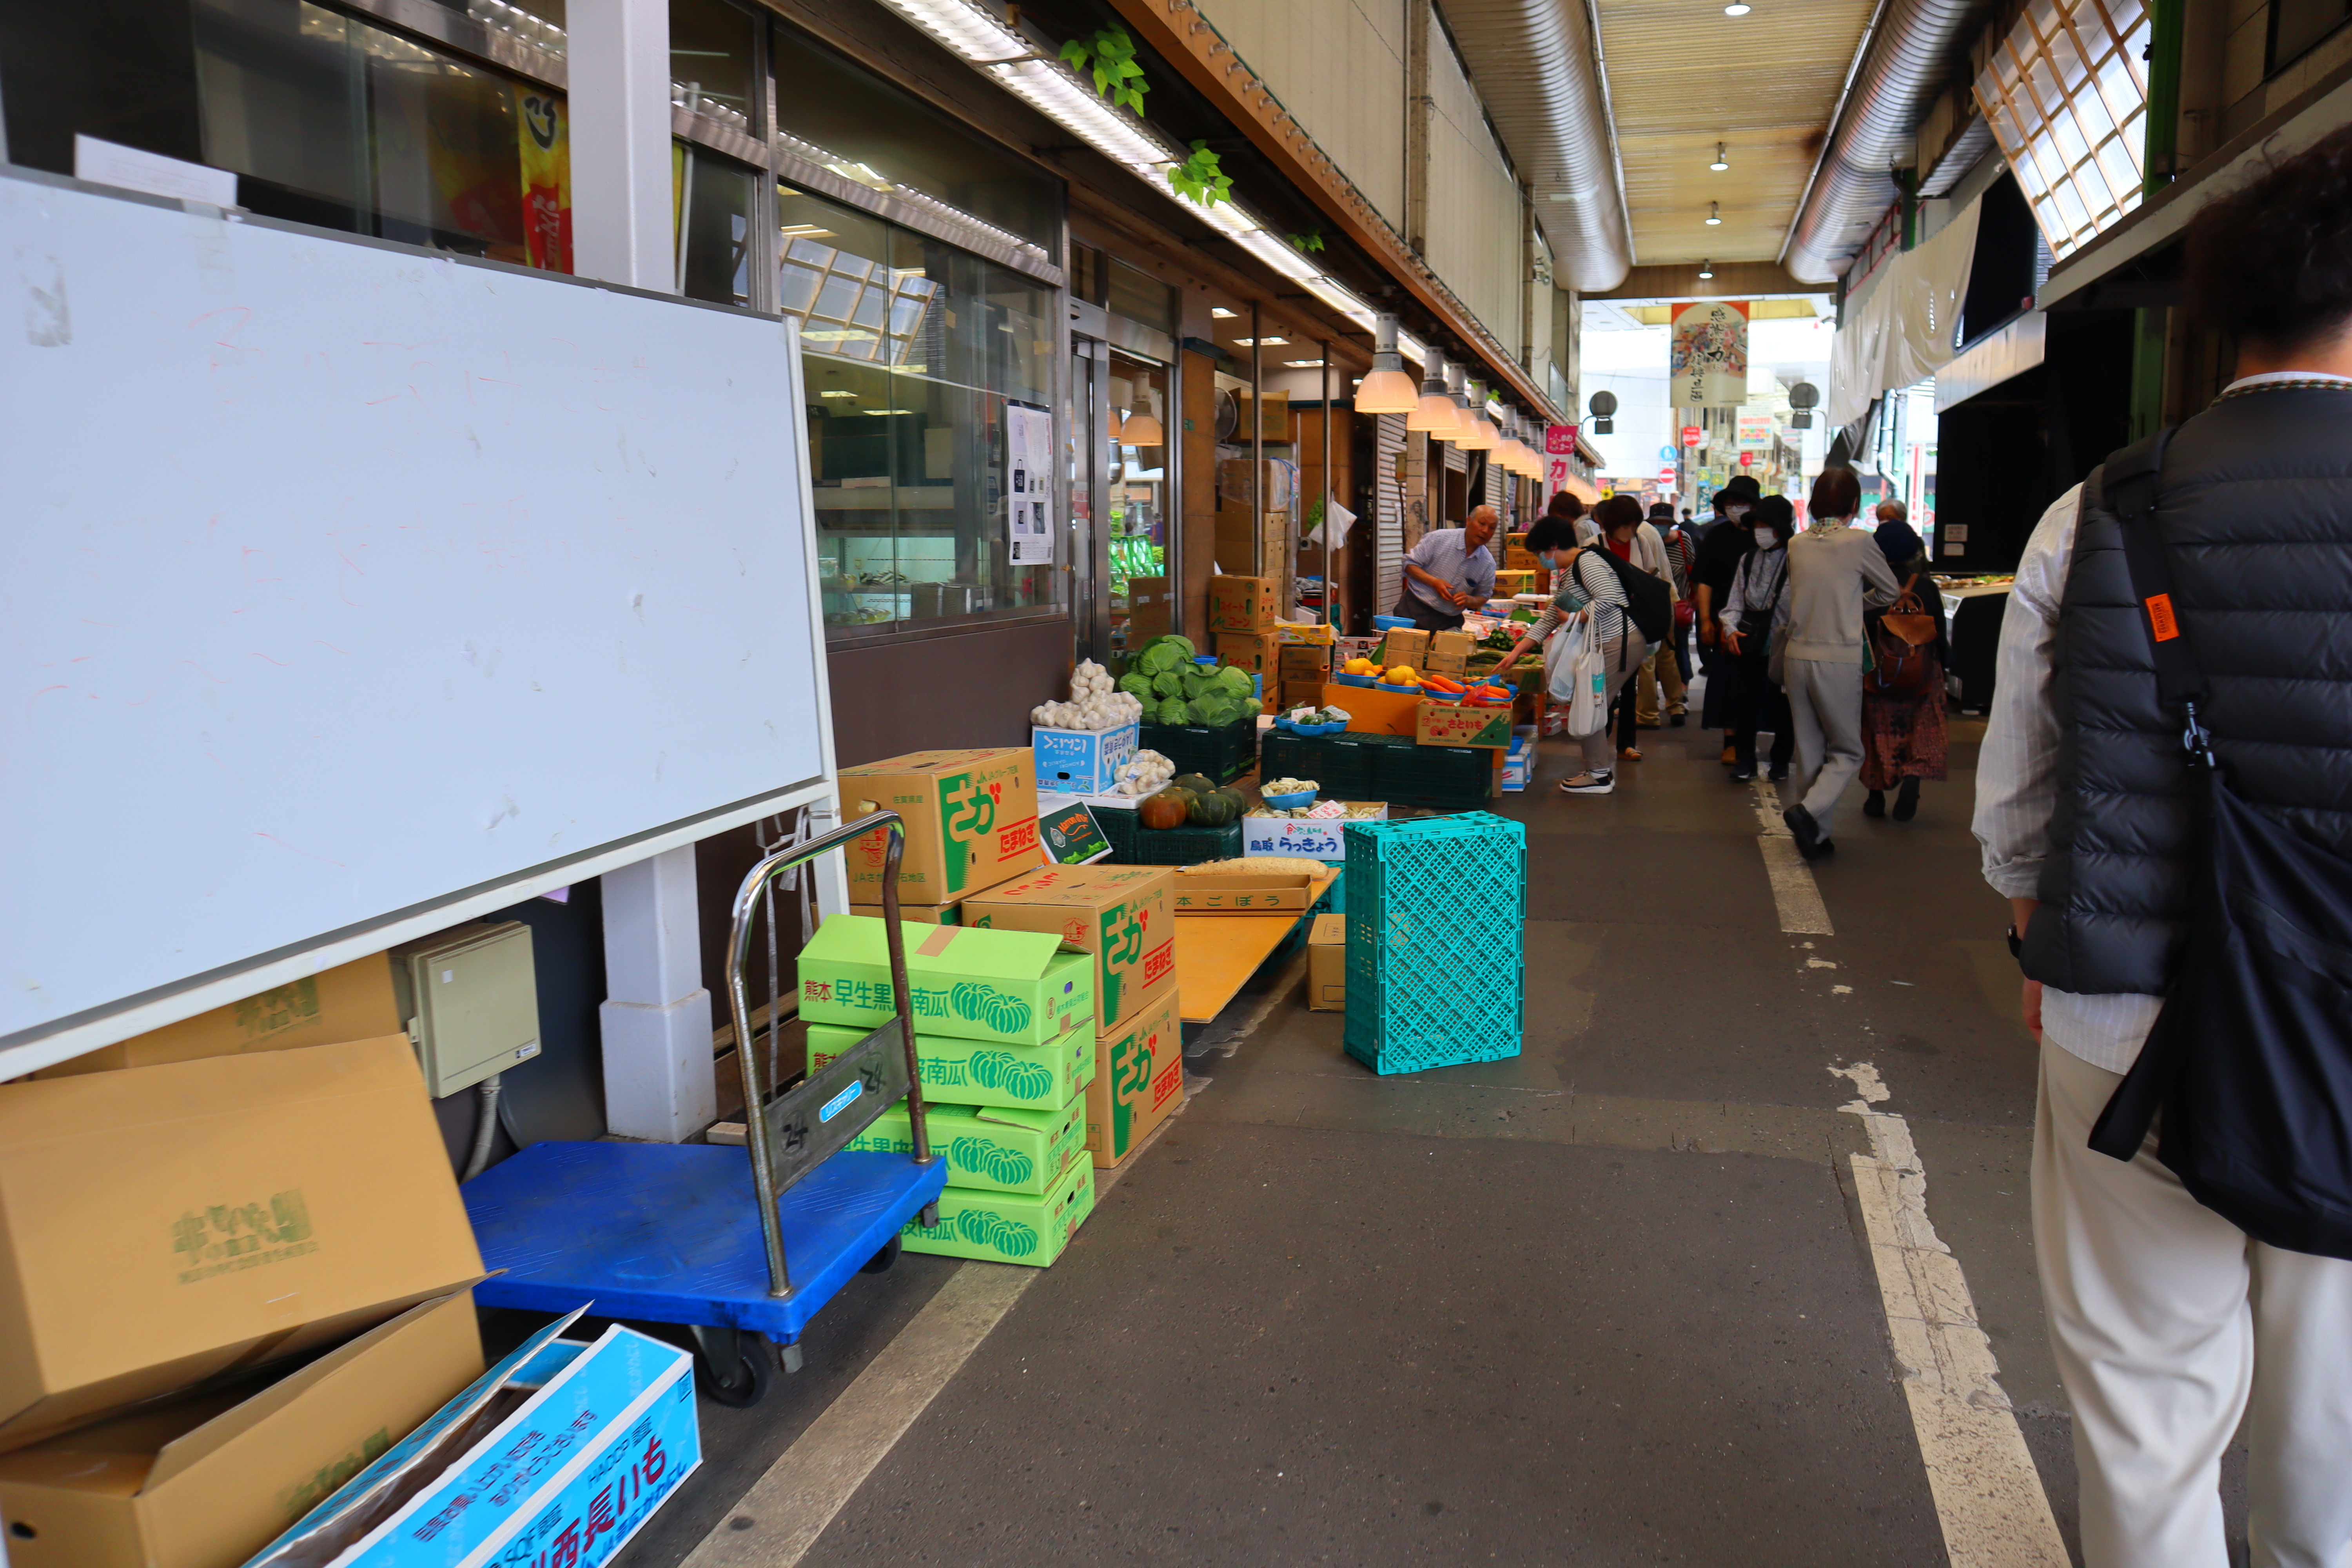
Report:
1118,671,1155,699
1154,697,1189,726
1180,668,1214,700
1151,670,1183,698
1216,665,1254,697
1171,773,1218,797
1187,789,1240,826
1190,694,1237,726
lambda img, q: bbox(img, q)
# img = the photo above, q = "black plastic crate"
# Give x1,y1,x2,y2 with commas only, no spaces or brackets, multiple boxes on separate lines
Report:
1125,820,1242,866
1259,731,1379,800
1361,733,1495,812
1093,801,1138,861
1138,719,1258,784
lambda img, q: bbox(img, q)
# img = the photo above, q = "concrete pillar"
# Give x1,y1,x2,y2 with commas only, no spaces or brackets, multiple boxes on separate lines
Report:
568,0,674,293
600,846,713,1142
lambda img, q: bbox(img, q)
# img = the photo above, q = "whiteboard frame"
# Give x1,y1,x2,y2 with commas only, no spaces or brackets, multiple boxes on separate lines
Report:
0,168,844,1079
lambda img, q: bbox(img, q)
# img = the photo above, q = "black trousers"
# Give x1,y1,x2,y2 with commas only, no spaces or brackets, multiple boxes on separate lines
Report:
1389,590,1466,634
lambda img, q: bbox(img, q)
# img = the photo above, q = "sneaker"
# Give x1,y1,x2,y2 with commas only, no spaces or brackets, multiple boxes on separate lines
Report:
1784,805,1833,861
1767,764,1790,783
1730,767,1756,783
1670,713,1688,728
1561,771,1615,795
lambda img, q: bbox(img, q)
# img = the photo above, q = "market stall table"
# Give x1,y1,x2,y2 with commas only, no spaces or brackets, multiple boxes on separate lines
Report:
1176,868,1341,1023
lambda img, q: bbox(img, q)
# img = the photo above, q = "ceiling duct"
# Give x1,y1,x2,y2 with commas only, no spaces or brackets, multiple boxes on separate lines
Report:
1782,0,1985,284
1441,0,1633,292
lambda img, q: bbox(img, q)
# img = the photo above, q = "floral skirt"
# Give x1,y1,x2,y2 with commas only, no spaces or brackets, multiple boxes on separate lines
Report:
1860,666,1949,788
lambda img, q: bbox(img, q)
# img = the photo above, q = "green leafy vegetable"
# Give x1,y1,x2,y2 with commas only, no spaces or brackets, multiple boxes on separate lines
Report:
1118,671,1154,698
1216,666,1254,697
1154,697,1189,726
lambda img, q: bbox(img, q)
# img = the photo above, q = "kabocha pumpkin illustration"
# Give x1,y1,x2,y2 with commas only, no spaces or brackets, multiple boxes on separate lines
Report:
969,1049,1056,1100
949,1134,1036,1187
955,1208,1041,1257
949,982,1033,1036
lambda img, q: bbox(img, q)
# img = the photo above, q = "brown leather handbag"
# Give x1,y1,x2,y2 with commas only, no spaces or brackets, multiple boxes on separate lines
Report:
1868,575,1941,697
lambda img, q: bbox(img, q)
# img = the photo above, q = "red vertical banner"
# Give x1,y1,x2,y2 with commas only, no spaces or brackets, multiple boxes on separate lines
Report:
515,87,572,274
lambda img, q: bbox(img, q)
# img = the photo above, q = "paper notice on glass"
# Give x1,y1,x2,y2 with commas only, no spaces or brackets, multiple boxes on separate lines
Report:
1005,405,1055,565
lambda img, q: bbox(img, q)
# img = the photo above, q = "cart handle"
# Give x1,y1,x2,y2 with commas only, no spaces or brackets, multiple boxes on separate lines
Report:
724,809,932,1298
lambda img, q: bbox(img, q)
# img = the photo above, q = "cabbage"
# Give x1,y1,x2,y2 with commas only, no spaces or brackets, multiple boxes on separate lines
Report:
1160,635,1196,661
1180,669,1214,700
1216,666,1255,697
1154,697,1189,726
1118,672,1154,699
1152,670,1183,697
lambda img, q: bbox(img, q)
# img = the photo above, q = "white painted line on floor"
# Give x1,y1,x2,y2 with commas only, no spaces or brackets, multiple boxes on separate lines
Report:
1832,1062,2069,1568
1752,778,1833,935
683,1113,1184,1568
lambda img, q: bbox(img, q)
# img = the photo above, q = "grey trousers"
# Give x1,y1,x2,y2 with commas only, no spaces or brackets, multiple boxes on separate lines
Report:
1783,655,1864,834
1575,630,1648,774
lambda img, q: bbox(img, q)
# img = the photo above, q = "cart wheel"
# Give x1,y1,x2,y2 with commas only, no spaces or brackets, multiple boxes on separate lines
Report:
861,1235,902,1274
694,1343,769,1408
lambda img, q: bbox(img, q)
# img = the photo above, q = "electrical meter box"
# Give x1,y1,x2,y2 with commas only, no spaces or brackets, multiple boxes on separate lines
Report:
391,922,541,1097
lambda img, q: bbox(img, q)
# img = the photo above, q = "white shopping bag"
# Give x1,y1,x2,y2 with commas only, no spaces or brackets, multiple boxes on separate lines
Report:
1552,615,1610,736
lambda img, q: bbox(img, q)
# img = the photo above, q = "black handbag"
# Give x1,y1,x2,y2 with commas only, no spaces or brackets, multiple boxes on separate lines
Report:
2088,429,2352,1258
1733,552,1785,663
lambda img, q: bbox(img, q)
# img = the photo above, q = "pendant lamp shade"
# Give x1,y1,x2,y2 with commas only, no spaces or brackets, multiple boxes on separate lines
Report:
1121,412,1163,445
1432,361,1472,443
1354,312,1421,414
1408,355,1459,431
1457,382,1497,451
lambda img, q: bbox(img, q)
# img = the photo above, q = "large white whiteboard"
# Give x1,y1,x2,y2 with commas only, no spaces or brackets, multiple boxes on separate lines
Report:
1,169,830,1056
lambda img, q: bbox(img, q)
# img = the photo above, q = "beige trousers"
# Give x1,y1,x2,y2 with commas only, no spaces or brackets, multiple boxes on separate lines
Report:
1635,642,1686,724
2034,1039,2352,1568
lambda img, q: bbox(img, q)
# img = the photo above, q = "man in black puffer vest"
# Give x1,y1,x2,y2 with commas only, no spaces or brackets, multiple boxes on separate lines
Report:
1973,128,2352,1568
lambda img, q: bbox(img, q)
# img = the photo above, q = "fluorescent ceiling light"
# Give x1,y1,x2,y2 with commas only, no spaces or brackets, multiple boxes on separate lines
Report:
1231,227,1326,282
1232,336,1290,347
1211,306,1239,319
883,0,1028,63
1284,359,1326,368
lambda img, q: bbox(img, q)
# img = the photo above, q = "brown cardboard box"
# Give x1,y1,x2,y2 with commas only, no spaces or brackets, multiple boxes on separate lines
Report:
1492,569,1541,597
848,902,959,925
1085,988,1185,1169
1125,576,1171,643
36,956,400,1079
839,748,1040,904
1376,627,1430,671
0,1291,483,1568
1423,630,1474,676
0,1036,485,1453
1307,914,1346,1011
963,864,1174,1031
1280,678,1327,712
1214,631,1274,677
1169,870,1316,913
1321,681,1424,736
1416,701,1515,748
1276,643,1332,682
1207,575,1276,633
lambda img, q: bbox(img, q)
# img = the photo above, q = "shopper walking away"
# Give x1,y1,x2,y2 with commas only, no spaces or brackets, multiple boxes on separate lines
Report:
1393,503,1498,632
1779,467,1900,860
1658,503,1701,686
1714,495,1797,782
1975,127,2352,1568
1643,501,1693,719
1860,499,1949,821
1693,475,1762,764
1494,505,1652,796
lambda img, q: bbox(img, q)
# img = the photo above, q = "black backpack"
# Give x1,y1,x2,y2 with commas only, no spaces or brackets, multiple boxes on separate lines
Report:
1581,543,1675,648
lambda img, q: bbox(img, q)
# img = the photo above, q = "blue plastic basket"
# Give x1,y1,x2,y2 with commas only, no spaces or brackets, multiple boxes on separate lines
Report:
1261,788,1318,810
1276,717,1348,737
1372,614,1414,630
1341,813,1525,1075
1331,672,1378,688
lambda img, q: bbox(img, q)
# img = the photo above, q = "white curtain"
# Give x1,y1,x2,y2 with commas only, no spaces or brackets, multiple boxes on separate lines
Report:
1828,199,1982,427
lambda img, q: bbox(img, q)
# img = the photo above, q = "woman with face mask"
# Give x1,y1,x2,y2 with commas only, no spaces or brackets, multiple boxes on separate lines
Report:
1693,476,1764,765
1492,505,1648,795
1713,495,1798,782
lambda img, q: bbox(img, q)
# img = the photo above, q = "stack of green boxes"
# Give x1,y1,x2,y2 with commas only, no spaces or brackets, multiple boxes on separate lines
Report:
798,916,1100,1266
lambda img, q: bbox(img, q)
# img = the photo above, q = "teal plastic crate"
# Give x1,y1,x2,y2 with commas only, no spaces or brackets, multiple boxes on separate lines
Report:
1341,813,1524,1074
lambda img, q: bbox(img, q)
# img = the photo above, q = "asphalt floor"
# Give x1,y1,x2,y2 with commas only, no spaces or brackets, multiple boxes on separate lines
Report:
625,697,2260,1568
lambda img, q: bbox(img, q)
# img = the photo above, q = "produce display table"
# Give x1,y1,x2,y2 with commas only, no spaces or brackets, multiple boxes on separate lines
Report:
1177,869,1340,1023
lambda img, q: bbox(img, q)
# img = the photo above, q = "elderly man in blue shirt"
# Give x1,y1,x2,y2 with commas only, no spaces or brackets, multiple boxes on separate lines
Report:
1392,504,1499,632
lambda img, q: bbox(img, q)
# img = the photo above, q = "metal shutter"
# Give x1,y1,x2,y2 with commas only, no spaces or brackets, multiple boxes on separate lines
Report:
1375,412,1406,618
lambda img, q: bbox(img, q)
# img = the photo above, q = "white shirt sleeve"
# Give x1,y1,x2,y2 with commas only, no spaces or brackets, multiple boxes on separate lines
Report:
1973,485,2084,900
1722,556,1751,636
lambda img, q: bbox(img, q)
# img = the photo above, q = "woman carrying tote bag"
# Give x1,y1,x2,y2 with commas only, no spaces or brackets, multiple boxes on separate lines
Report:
1859,501,1951,821
1495,507,1648,797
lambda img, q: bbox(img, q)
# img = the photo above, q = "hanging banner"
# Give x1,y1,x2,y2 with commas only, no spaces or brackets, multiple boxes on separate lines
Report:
1005,404,1055,566
1735,412,1776,448
1670,301,1749,407
515,87,571,274
1544,424,1578,455
1542,425,1578,497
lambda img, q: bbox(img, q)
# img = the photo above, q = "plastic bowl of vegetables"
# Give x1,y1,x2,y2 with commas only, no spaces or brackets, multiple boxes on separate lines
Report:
1260,777,1321,810
1276,704,1351,737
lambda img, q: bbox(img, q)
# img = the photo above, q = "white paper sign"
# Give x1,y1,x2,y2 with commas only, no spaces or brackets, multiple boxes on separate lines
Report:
1005,404,1055,565
74,135,240,207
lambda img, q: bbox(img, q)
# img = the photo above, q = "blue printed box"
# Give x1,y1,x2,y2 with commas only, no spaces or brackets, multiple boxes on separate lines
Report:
243,1315,699,1568
1031,721,1138,795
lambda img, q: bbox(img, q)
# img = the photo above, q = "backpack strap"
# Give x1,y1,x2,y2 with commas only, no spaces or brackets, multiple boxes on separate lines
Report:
2101,427,2210,760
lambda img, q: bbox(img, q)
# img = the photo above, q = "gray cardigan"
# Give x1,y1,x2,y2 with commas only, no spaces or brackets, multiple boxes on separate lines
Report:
1779,518,1902,663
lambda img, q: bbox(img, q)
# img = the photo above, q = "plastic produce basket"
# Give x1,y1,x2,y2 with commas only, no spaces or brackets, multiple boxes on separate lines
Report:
1359,734,1494,812
1125,820,1243,866
1342,813,1525,1074
1259,732,1379,801
1093,800,1138,861
1138,719,1259,784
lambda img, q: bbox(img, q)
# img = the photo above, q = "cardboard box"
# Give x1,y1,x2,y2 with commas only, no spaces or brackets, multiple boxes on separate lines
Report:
1501,735,1532,793
848,902,959,925
797,916,1095,1046
1376,627,1431,671
838,749,1040,904
961,865,1175,1031
1321,681,1424,736
1307,913,1347,1011
1214,631,1274,677
1272,621,1336,646
1207,575,1276,633
1086,988,1184,1169
1242,805,1386,862
1169,871,1317,913
1279,679,1328,713
36,955,400,1078
1031,721,1138,796
1277,643,1332,681
1423,630,1474,676
1335,635,1384,666
1125,576,1171,643
808,1019,1094,1112
1492,569,1540,596
845,1097,1085,1194
245,1318,698,1568
0,1292,483,1568
0,1037,485,1453
1417,701,1515,748
902,1156,1096,1266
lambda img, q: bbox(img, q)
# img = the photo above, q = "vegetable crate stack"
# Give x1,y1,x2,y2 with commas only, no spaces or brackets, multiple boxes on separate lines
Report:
1031,659,1143,795
1341,814,1526,1074
1126,633,1263,784
802,918,1100,1265
1125,771,1251,865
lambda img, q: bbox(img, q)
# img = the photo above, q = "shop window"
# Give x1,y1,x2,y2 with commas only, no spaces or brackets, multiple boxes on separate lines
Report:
1105,258,1177,337
1106,352,1171,656
769,25,1057,252
2272,0,2352,73
782,186,1058,636
1973,0,2152,261
0,2,206,178
670,0,755,132
428,0,568,57
676,145,755,307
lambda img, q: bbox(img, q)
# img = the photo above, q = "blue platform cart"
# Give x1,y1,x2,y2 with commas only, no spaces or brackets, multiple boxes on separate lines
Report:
463,811,945,1405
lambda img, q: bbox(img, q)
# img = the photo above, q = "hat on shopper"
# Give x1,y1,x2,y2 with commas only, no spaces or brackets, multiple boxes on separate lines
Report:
1718,475,1762,502
1646,502,1675,520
